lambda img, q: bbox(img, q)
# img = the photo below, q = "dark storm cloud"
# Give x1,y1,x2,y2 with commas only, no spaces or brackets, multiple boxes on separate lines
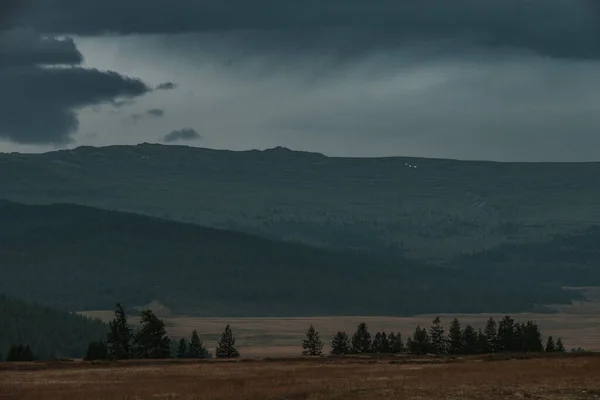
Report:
0,66,150,144
127,108,165,122
0,27,151,144
162,128,201,143
13,0,600,59
156,82,176,91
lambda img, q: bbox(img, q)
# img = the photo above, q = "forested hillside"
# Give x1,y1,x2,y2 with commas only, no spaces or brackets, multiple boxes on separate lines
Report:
0,202,578,316
2,144,600,261
0,294,106,360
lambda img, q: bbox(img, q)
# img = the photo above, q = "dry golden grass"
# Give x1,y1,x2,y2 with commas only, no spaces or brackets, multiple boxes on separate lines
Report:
1,355,599,399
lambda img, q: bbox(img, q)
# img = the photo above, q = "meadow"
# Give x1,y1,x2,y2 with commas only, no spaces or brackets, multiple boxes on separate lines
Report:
1,354,599,399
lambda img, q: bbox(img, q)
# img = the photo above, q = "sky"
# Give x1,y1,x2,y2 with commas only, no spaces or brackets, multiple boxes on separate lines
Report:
1,0,600,161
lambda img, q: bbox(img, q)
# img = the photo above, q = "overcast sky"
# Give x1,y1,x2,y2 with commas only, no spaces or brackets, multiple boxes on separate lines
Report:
1,0,600,161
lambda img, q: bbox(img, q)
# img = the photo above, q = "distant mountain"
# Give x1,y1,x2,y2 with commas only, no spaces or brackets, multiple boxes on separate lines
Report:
2,144,600,261
0,294,106,360
0,202,577,316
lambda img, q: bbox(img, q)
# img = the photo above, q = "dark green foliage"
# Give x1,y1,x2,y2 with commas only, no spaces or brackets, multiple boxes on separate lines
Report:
497,316,516,352
301,325,324,356
216,325,239,359
351,323,372,354
133,310,171,359
188,330,205,359
388,333,405,354
483,317,498,353
429,316,446,355
0,201,581,317
408,325,431,355
476,329,487,354
372,332,390,353
522,322,544,352
330,331,350,355
461,325,478,355
0,294,106,360
556,337,565,352
84,341,108,361
107,304,133,360
176,339,188,359
545,336,556,352
447,318,463,354
6,345,34,362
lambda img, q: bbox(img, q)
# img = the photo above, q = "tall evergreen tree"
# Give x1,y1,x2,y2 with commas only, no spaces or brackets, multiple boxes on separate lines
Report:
483,317,498,353
216,325,240,358
513,322,527,352
351,322,372,354
330,331,350,355
388,333,405,354
188,330,205,358
409,325,431,355
447,318,463,354
476,329,487,354
461,325,478,355
429,316,447,355
497,316,516,352
177,338,188,359
84,341,108,361
6,345,34,362
372,332,390,353
134,309,171,359
556,338,565,353
302,325,324,356
545,336,556,352
107,303,133,360
523,321,543,352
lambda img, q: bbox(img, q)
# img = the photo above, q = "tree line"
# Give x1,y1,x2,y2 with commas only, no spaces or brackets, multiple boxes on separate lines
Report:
84,304,240,361
301,316,567,356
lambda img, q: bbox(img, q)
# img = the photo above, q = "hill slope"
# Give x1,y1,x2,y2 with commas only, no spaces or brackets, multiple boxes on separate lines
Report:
0,202,576,316
0,294,106,360
2,144,600,261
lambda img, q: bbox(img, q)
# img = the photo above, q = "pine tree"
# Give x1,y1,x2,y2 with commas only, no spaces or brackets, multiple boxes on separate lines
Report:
107,303,133,360
476,329,487,354
84,341,108,361
351,322,372,354
483,317,498,353
429,316,446,355
447,318,463,354
302,325,324,356
556,338,565,352
461,325,478,355
388,333,405,354
372,332,390,353
497,316,515,352
6,345,34,362
189,330,205,358
133,309,171,359
177,338,188,359
409,325,431,355
405,337,415,354
216,324,240,358
545,336,556,352
523,321,543,352
330,331,350,355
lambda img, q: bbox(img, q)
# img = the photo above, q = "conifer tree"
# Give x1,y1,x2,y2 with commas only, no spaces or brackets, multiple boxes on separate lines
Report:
388,333,405,354
409,325,431,355
429,316,447,355
216,324,240,358
84,341,108,361
461,325,478,355
372,332,390,353
134,309,171,359
107,303,133,360
476,329,487,354
189,330,205,358
447,318,463,354
497,316,516,352
556,338,565,353
302,325,324,356
523,321,543,352
177,338,188,359
330,331,350,355
6,345,34,362
351,322,372,354
545,336,556,352
483,317,498,353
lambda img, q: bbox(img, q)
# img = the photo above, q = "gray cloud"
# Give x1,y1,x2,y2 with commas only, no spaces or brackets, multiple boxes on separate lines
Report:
9,0,600,59
126,108,165,122
162,128,201,143
0,28,151,144
156,82,176,90
147,108,164,117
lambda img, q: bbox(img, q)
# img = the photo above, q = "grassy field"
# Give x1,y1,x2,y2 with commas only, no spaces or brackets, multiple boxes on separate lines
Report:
82,299,600,357
1,355,599,399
